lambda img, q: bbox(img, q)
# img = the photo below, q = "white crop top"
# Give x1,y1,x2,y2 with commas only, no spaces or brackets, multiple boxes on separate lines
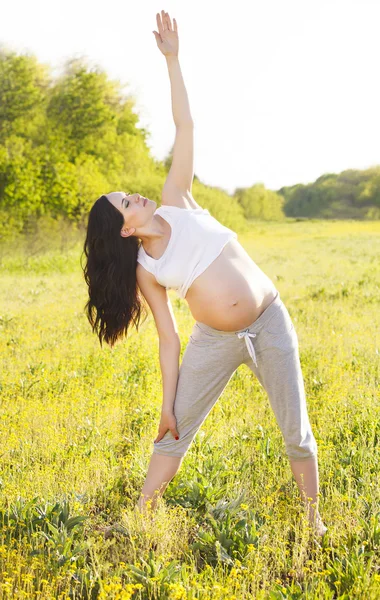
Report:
137,205,238,298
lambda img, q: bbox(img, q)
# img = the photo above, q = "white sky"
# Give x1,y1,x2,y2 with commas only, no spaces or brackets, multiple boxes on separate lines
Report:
1,0,379,194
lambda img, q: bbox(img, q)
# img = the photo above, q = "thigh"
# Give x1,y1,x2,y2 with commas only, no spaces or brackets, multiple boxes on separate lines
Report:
153,331,242,457
244,307,317,458
243,299,299,382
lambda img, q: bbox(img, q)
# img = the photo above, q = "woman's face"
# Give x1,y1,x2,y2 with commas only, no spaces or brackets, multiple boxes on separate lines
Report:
106,191,156,237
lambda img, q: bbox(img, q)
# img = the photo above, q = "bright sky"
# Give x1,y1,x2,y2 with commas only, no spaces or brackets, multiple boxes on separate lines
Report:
1,0,379,194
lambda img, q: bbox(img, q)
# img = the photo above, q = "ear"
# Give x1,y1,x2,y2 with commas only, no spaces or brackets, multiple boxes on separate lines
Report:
121,227,136,238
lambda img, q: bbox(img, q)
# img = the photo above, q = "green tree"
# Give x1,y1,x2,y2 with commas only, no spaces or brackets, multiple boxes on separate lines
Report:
358,166,380,208
279,166,380,219
0,49,50,143
235,183,285,220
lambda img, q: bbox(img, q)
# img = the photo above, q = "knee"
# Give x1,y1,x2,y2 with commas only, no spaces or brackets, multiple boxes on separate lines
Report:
285,431,318,461
153,426,194,458
287,447,318,461
153,441,188,459
153,446,186,458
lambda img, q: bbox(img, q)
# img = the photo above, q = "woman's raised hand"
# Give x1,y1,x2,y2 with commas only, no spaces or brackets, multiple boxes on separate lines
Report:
153,10,179,58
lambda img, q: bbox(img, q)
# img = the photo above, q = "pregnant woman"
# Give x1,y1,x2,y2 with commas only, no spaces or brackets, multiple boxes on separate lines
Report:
83,10,326,536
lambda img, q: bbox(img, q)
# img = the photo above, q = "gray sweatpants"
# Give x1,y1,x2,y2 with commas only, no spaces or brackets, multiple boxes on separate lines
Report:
153,291,318,461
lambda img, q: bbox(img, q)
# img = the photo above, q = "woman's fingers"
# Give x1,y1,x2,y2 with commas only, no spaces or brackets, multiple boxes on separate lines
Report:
161,10,167,30
154,428,168,443
157,10,175,34
165,11,172,31
156,12,164,36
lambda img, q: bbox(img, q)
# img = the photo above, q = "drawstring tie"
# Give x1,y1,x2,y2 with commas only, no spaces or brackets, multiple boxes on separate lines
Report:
237,329,258,368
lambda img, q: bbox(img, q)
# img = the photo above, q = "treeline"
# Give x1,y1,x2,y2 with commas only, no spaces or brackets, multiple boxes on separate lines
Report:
278,168,380,220
0,49,247,243
0,49,379,246
234,167,380,222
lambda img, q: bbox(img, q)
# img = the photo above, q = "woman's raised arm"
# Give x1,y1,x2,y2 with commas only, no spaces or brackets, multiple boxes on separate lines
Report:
153,10,193,127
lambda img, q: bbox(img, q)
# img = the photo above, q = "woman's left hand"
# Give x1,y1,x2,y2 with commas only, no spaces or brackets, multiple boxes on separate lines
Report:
153,10,179,58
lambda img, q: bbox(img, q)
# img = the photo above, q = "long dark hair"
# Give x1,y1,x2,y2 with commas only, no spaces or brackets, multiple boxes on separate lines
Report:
81,194,147,347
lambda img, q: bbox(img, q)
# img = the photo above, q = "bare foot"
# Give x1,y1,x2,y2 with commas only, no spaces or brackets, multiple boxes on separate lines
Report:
309,512,327,537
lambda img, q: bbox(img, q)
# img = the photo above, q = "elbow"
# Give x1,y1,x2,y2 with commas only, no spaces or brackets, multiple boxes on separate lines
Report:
176,119,194,129
159,333,181,348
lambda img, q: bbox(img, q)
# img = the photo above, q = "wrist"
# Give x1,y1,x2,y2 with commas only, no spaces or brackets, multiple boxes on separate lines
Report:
165,54,179,62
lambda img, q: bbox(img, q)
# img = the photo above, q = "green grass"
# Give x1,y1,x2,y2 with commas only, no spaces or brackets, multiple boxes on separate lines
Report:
0,219,379,599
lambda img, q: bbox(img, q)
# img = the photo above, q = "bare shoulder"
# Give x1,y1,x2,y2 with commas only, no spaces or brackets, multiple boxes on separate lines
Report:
161,185,203,210
136,262,161,292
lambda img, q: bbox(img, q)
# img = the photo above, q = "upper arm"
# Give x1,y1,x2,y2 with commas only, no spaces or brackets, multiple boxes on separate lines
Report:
136,264,179,343
163,122,195,198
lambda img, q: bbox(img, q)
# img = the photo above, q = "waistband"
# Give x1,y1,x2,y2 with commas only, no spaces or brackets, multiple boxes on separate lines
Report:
195,290,282,337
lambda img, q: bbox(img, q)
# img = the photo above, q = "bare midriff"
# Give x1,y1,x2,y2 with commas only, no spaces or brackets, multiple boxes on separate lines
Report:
184,238,278,331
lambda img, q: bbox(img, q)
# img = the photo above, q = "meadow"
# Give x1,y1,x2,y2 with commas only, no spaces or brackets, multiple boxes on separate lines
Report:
0,219,379,599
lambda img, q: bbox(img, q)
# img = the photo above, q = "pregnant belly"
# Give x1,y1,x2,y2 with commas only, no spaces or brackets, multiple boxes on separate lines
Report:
184,238,278,331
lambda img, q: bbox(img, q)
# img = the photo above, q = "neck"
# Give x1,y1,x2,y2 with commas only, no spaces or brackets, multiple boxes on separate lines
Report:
138,214,168,250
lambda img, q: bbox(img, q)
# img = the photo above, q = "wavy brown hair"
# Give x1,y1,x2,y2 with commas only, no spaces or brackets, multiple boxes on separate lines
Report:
81,194,147,347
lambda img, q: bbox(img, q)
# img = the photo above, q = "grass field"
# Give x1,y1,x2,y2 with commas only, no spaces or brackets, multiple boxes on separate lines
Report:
0,219,379,599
